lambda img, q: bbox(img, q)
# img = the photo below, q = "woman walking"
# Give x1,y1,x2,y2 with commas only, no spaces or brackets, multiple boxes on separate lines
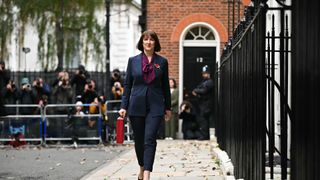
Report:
119,30,171,180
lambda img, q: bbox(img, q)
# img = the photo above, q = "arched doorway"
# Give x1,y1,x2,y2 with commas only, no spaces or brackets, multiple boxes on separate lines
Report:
179,23,219,102
176,23,220,139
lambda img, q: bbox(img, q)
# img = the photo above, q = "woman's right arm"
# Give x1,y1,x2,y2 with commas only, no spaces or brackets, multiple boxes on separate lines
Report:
119,58,133,117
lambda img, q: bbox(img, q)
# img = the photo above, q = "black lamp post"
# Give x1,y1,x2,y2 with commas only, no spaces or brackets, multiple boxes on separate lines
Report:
105,0,111,96
22,47,30,73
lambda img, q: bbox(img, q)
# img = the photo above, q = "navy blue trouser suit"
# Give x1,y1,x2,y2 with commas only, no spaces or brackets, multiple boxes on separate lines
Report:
130,104,163,171
121,53,171,172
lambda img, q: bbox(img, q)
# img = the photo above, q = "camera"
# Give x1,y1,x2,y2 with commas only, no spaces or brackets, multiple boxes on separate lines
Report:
0,61,5,71
98,96,106,103
86,79,93,89
62,79,67,86
36,79,41,86
11,82,16,89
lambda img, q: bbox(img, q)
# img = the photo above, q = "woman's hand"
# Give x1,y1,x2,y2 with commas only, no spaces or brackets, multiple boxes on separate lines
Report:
118,108,127,118
165,110,172,122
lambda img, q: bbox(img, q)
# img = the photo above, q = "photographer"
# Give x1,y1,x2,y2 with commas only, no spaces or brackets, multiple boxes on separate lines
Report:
110,69,122,87
1,80,19,115
110,81,123,110
179,101,200,140
109,69,122,99
52,73,74,138
52,73,74,111
71,65,91,96
0,60,11,91
32,77,51,105
81,79,98,108
19,78,36,115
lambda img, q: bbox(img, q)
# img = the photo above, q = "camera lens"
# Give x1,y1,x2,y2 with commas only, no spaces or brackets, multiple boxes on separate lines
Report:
62,80,67,85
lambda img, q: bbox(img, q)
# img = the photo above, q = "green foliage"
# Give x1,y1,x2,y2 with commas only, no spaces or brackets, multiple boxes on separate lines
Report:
0,0,110,70
0,1,15,61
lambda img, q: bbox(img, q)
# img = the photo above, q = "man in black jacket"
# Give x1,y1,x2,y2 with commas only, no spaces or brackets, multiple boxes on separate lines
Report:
192,65,214,140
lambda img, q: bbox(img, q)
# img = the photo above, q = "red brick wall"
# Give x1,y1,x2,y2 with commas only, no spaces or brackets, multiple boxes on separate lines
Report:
146,0,246,83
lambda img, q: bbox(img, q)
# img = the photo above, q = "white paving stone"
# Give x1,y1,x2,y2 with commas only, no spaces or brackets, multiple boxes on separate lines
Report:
81,140,224,180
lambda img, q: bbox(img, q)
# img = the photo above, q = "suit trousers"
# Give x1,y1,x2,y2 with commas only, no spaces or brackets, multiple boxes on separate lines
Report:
130,114,163,172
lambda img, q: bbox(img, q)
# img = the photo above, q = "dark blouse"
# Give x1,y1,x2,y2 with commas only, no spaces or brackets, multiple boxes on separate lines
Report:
141,53,155,84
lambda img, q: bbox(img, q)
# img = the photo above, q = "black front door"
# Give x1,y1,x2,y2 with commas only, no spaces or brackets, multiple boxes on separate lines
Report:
183,47,216,99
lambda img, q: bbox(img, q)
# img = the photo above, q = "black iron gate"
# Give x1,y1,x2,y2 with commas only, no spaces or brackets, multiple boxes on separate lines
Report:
215,1,267,179
265,1,292,179
215,0,320,179
291,0,320,179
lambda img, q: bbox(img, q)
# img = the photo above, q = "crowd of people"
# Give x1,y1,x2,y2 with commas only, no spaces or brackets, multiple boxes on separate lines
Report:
0,60,125,145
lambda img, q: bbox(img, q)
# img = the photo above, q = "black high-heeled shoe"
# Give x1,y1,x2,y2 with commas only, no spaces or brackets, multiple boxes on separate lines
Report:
138,177,143,180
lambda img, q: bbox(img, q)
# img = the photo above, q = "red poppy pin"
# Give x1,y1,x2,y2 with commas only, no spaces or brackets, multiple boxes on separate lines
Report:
154,64,160,69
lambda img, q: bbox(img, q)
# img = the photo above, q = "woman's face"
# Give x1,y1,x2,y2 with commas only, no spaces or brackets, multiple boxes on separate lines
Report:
143,35,155,52
169,79,175,88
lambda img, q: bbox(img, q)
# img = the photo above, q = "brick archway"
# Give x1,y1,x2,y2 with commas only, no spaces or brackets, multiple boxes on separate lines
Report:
243,0,251,6
170,13,228,43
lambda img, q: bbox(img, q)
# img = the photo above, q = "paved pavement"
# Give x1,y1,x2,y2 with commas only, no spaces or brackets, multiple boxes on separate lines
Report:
0,144,130,180
82,140,224,180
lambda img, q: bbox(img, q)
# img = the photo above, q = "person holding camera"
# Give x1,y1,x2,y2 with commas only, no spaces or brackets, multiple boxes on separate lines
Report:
1,80,19,115
110,69,123,89
32,77,51,105
179,100,200,140
71,65,91,97
52,73,74,138
0,61,10,91
19,78,37,115
110,81,124,110
52,72,74,112
81,79,98,106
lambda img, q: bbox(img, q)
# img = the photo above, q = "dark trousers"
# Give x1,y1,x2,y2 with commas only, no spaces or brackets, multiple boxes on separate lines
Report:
130,114,163,172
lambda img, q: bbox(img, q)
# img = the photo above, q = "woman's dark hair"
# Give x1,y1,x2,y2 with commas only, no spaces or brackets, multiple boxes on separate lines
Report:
169,78,177,88
137,30,161,52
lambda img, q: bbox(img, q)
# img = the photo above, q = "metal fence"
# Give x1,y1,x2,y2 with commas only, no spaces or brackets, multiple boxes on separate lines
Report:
265,1,292,179
0,104,44,144
291,0,320,179
105,100,133,144
215,2,267,180
0,101,133,146
43,103,102,144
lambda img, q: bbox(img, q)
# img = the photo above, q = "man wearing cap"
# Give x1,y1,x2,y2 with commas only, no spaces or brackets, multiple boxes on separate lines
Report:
192,65,214,140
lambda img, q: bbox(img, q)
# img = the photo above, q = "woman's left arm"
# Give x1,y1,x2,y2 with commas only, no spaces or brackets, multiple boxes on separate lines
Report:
162,59,171,111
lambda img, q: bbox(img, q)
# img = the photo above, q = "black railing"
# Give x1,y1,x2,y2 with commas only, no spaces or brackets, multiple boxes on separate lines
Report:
265,1,292,179
215,2,267,180
291,0,320,179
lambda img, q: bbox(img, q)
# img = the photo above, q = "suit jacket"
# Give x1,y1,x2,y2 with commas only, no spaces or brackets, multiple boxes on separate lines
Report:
171,88,179,113
121,53,171,117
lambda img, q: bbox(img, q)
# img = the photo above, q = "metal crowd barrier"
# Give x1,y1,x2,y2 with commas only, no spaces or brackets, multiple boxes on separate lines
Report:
0,102,133,146
105,100,133,144
43,104,103,144
0,104,43,144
